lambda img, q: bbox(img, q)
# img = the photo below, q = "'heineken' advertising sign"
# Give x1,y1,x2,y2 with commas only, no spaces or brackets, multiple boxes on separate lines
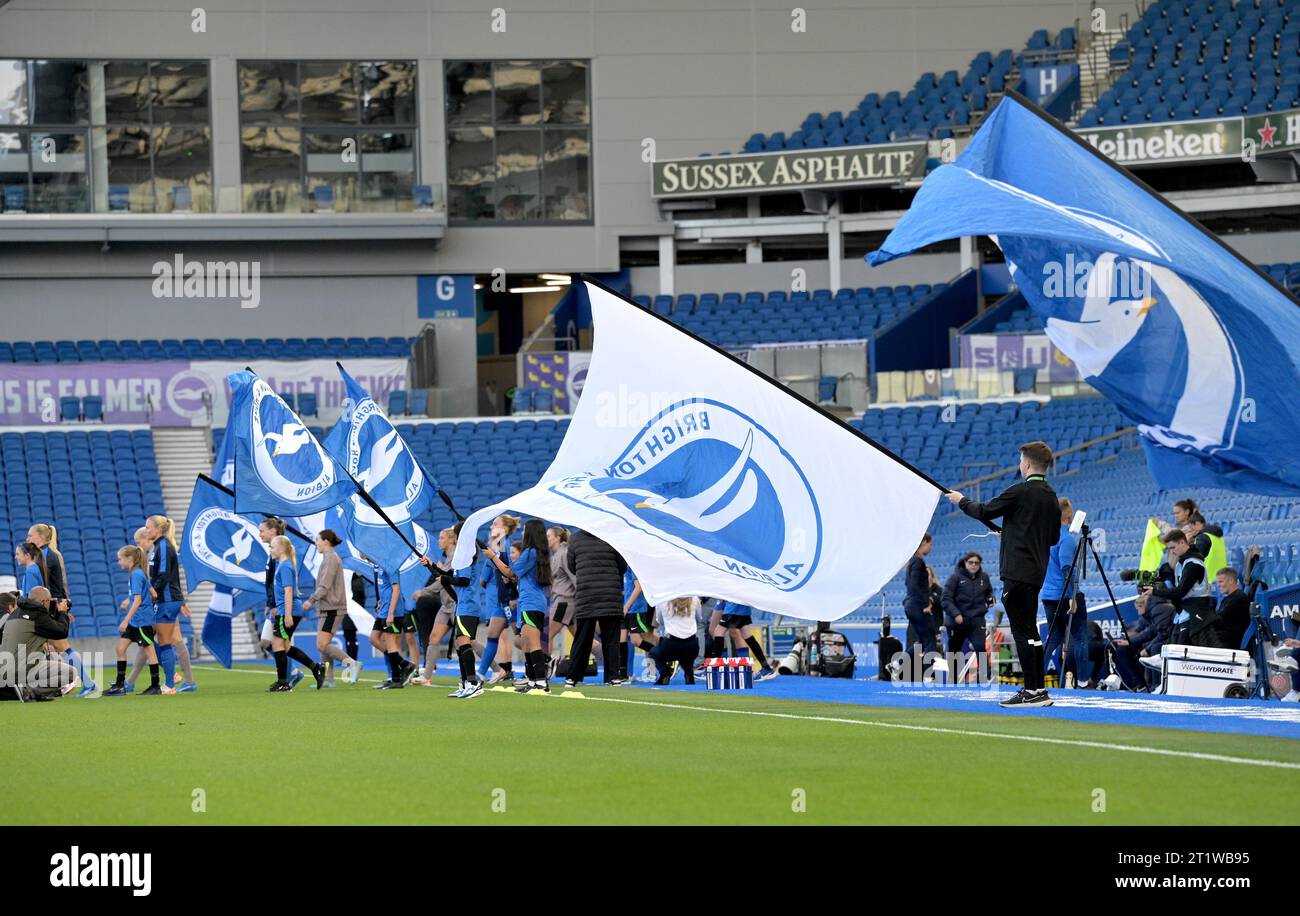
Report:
1077,107,1300,165
651,141,926,198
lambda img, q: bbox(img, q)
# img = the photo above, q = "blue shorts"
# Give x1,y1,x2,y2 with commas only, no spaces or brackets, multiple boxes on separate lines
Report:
154,600,183,623
488,604,511,621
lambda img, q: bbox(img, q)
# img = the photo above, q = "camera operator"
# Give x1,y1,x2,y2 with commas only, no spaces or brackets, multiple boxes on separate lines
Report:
946,441,1060,708
1143,529,1220,649
0,587,77,701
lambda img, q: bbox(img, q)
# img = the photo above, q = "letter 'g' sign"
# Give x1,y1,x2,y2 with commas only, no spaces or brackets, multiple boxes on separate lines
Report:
417,274,476,319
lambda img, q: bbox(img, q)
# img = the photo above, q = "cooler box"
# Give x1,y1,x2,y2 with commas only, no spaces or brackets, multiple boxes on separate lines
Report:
705,658,754,690
1154,644,1252,699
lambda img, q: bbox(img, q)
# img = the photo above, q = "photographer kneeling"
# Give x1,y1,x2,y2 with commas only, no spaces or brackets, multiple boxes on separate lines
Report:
0,587,78,702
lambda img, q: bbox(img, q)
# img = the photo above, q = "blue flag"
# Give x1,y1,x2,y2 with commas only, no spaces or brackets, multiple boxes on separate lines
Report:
869,93,1300,496
228,370,355,516
181,476,271,594
322,363,439,574
287,502,375,578
198,430,247,668
395,520,436,605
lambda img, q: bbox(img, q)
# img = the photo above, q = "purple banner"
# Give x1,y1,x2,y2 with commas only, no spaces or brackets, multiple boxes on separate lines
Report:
0,358,409,427
957,333,1080,382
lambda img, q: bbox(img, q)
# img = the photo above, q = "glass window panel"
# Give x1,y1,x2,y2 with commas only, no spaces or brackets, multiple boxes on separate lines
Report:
152,125,210,212
301,61,356,124
150,61,209,124
30,130,89,212
0,60,28,125
93,125,154,212
447,125,494,220
30,60,90,124
239,61,300,122
542,127,590,220
542,60,589,124
494,61,541,126
241,125,302,213
445,61,491,126
494,128,541,220
359,61,416,125
305,129,358,211
0,131,29,211
103,61,150,123
359,129,415,211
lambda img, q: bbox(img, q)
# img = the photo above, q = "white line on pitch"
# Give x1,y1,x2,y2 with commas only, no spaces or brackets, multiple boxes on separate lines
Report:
572,694,1300,771
196,664,1300,770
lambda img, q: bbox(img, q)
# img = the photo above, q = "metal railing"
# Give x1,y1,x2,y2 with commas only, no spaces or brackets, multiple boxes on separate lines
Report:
953,425,1141,502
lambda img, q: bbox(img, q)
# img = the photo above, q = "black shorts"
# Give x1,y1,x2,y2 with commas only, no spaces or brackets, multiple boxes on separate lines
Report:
375,614,413,635
624,610,654,634
123,625,156,647
720,614,752,631
453,614,479,641
274,615,299,639
321,612,343,633
550,599,575,627
515,609,546,634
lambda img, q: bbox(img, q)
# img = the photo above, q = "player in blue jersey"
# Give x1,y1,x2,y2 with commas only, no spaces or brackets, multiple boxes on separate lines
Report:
104,546,163,696
483,518,553,693
146,515,196,692
620,568,660,682
15,542,47,598
266,535,325,692
475,514,519,686
368,557,413,690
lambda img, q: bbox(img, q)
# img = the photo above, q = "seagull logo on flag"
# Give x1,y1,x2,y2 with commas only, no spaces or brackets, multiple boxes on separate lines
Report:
250,379,337,498
557,399,822,590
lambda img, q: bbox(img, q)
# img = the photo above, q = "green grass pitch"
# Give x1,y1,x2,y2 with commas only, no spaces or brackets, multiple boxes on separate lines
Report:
6,665,1298,825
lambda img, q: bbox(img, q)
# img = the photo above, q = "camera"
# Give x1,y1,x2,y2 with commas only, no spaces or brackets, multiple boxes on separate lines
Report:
1119,568,1158,587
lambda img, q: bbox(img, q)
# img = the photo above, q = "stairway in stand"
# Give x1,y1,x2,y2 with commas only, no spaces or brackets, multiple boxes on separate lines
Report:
152,427,219,659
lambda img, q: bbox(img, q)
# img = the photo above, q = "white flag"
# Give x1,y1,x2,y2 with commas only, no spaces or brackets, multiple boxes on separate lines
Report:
450,280,942,621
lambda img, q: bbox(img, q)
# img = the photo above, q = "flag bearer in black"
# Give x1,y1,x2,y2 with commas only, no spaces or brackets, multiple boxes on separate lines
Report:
946,441,1060,708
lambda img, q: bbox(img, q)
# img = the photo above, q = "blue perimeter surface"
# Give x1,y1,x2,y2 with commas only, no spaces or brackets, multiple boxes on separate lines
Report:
268,656,1300,740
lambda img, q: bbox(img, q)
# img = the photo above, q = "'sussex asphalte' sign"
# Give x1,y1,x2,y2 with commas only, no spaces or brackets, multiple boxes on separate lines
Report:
652,141,926,198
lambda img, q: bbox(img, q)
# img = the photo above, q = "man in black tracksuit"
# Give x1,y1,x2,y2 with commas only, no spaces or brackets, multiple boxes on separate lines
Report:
564,530,628,686
946,441,1061,708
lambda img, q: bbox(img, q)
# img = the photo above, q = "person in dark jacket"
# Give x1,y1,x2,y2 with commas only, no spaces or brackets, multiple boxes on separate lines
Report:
1145,530,1215,654
902,533,934,678
942,552,994,683
946,440,1061,707
564,530,628,686
1214,568,1250,650
1112,592,1175,689
0,588,76,701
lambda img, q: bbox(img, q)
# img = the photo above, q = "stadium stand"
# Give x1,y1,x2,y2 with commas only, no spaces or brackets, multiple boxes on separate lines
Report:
3,429,174,640
227,400,1300,624
732,28,1076,152
632,283,946,346
1080,0,1300,126
0,337,414,364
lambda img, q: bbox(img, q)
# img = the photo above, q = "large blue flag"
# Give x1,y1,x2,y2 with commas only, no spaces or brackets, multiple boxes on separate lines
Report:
227,369,355,515
181,475,271,595
322,363,439,574
869,93,1300,497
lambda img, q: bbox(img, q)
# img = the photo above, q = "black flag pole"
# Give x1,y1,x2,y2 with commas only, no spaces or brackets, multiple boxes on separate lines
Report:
198,474,314,546
574,273,1002,534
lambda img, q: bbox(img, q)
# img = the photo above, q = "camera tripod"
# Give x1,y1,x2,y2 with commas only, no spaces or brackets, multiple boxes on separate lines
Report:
1048,522,1128,688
